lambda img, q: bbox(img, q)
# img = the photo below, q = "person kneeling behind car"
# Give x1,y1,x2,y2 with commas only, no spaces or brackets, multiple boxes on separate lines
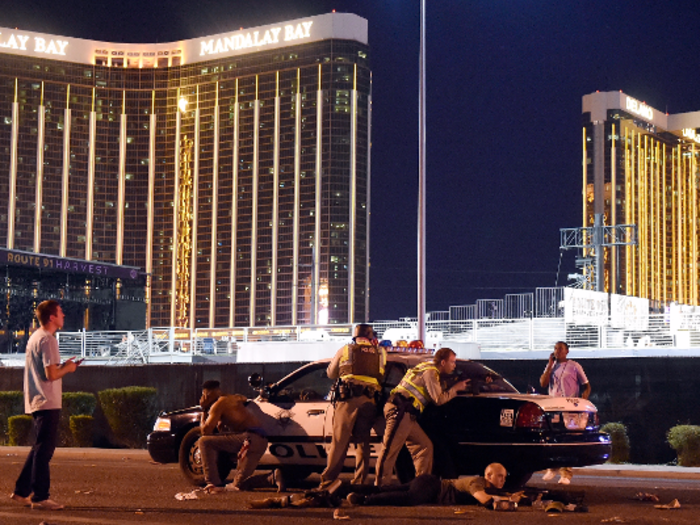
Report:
347,462,522,508
198,380,284,493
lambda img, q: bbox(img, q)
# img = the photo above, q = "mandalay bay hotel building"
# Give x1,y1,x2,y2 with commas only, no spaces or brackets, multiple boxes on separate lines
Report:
583,91,700,309
0,13,371,330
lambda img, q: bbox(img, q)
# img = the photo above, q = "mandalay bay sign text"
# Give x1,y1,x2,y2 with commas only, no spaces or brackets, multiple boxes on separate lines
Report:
200,21,313,56
0,31,68,56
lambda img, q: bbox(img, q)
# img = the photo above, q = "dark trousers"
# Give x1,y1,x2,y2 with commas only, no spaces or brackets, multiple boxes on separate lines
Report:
364,474,442,506
14,409,60,502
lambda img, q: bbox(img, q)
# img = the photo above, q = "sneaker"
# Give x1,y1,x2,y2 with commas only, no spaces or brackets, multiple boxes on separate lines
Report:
203,484,226,494
346,492,366,506
557,476,571,485
10,493,31,506
31,499,64,510
541,469,556,481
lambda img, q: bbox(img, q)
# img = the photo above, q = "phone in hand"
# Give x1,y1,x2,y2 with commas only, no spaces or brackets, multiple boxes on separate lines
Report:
75,358,85,365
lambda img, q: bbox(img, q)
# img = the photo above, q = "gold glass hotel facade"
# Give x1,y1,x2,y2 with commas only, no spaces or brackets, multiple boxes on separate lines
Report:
0,13,371,329
582,91,700,308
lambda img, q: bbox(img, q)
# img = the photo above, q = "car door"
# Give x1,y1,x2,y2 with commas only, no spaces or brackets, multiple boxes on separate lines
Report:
252,362,335,468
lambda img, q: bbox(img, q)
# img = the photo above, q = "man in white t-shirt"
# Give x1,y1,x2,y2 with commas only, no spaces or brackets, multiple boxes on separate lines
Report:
539,341,590,484
10,300,80,511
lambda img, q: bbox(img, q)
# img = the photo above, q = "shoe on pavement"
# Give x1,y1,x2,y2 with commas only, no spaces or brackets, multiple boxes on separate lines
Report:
203,484,226,494
541,469,556,481
346,492,366,506
557,476,571,485
10,493,32,506
31,498,64,510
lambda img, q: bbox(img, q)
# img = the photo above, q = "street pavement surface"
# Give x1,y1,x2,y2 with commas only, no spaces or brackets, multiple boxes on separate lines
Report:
2,448,700,524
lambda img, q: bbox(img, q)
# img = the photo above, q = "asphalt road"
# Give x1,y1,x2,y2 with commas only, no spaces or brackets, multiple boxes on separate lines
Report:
1,448,700,524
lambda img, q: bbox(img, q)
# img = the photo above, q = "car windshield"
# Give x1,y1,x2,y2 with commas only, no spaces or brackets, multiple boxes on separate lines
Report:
271,362,335,402
447,361,519,394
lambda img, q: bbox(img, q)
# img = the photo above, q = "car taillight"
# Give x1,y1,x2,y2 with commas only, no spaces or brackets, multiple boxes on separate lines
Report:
515,402,547,429
590,412,599,428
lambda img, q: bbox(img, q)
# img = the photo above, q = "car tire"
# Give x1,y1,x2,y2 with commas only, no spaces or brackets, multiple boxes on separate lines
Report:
178,427,235,486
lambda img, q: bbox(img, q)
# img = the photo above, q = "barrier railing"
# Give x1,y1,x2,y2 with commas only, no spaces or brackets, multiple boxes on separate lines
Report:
43,312,700,364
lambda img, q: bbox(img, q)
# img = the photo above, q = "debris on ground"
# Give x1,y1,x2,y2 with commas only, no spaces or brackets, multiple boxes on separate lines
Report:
174,489,204,500
654,498,681,510
601,517,626,523
633,492,659,502
333,508,351,520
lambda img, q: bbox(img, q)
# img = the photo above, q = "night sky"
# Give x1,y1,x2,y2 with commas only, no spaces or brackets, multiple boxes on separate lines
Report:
2,1,699,322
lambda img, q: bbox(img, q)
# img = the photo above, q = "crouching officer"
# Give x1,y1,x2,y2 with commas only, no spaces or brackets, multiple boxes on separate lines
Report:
319,323,387,487
374,347,468,486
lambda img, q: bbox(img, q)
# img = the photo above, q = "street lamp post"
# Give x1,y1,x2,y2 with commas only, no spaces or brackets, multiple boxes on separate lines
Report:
417,0,427,343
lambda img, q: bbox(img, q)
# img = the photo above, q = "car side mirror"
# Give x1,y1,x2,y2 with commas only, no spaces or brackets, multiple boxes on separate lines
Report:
249,373,263,389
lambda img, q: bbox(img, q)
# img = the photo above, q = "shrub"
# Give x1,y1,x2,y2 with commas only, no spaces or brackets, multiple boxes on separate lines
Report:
8,415,33,446
69,415,94,447
601,422,630,464
667,425,700,466
0,391,24,445
59,392,97,446
98,386,158,448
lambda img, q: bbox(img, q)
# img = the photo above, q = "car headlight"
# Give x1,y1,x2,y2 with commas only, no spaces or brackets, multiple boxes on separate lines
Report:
153,417,171,432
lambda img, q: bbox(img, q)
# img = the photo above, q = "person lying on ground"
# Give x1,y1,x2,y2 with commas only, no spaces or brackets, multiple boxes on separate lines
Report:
346,462,521,508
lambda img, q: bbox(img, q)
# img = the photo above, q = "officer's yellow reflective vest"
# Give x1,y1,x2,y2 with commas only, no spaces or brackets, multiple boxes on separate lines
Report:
339,339,386,388
391,361,439,412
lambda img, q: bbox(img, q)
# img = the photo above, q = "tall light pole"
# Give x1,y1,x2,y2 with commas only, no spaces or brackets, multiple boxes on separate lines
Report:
417,0,427,342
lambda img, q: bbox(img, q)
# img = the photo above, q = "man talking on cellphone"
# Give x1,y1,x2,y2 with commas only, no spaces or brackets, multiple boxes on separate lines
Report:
539,341,590,485
10,300,80,511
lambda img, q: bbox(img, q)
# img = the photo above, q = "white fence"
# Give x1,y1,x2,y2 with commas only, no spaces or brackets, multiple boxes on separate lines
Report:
47,312,700,364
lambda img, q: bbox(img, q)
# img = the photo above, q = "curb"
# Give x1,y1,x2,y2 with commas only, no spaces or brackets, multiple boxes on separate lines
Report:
5,447,700,480
2,446,150,460
573,465,700,480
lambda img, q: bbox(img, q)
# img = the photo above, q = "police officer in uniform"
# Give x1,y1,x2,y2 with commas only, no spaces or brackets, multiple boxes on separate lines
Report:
319,323,387,487
374,347,468,486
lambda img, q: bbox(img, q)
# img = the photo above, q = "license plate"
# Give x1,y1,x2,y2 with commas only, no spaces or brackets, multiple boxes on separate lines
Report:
563,412,588,430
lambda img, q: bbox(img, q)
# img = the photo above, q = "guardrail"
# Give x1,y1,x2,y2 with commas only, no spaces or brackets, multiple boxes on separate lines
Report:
44,312,700,364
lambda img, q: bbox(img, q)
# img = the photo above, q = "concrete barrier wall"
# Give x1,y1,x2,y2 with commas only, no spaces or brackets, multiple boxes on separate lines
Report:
2,357,699,464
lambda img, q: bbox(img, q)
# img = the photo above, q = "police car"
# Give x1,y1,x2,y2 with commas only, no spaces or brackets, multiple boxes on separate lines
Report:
147,350,611,487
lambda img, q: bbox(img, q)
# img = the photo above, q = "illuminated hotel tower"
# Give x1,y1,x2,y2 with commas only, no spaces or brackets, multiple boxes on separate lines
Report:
0,13,371,329
583,91,700,308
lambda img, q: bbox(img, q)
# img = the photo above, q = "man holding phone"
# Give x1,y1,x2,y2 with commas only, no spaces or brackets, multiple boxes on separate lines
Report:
539,341,590,484
10,300,80,511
